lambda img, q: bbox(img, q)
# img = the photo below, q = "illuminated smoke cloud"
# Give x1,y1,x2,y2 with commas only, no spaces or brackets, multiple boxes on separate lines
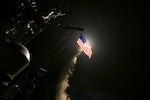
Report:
55,49,82,100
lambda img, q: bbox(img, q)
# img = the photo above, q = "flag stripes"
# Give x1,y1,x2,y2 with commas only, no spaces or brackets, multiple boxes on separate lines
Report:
76,36,92,59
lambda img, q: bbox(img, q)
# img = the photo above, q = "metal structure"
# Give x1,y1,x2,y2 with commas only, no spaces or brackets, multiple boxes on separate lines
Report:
0,0,83,99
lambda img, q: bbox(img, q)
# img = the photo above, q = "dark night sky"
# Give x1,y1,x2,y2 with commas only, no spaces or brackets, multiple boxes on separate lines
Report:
60,0,149,100
0,0,149,100
27,0,149,100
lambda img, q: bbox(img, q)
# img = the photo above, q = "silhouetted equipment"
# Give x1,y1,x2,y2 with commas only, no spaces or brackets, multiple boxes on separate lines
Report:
0,0,83,99
0,42,30,79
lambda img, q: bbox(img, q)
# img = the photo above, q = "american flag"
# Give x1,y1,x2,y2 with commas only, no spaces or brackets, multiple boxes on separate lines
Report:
76,34,92,59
